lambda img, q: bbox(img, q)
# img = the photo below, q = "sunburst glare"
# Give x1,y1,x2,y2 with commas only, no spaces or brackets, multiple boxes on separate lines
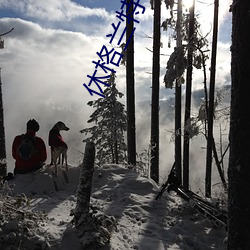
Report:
183,0,194,9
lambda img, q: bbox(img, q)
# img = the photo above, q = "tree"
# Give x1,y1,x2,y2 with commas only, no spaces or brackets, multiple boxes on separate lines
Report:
126,0,136,166
0,68,6,177
205,0,219,197
175,0,183,184
74,142,116,248
150,0,161,184
228,0,250,248
0,28,14,177
183,0,195,190
80,72,127,166
75,142,95,226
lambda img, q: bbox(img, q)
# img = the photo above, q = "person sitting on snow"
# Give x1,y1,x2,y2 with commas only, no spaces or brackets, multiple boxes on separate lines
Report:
12,119,47,174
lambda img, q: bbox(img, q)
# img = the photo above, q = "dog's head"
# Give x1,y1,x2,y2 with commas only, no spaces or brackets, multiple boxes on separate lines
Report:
53,121,69,131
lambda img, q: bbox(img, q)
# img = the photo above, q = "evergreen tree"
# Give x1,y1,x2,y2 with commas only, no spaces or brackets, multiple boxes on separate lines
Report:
0,69,6,177
228,0,250,248
205,0,219,198
163,1,210,187
150,0,161,184
80,72,127,166
183,0,195,190
126,0,136,166
0,28,14,177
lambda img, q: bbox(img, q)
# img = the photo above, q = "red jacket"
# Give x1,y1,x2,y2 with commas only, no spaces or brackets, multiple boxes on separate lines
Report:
48,128,68,149
12,131,47,171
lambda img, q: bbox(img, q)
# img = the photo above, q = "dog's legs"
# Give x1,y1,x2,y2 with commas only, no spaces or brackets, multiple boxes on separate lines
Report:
64,153,68,171
52,147,68,176
61,153,65,165
61,152,68,171
52,148,60,177
57,154,61,164
50,147,54,165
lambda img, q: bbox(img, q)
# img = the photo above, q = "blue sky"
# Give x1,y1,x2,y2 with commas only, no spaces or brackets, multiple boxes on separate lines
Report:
0,0,232,173
0,0,153,168
0,0,130,33
74,0,122,12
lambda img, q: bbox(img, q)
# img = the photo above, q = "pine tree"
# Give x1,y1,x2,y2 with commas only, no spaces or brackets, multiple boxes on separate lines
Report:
126,0,136,166
228,0,250,248
0,69,7,177
183,0,195,190
205,0,219,198
150,0,161,184
80,72,127,166
0,28,14,177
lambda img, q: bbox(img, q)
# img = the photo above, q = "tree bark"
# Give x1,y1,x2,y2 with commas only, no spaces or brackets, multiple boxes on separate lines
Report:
114,140,118,164
74,142,116,248
150,0,161,184
205,0,219,198
175,0,183,183
74,142,95,227
228,0,250,248
183,0,195,190
0,69,7,177
126,0,136,166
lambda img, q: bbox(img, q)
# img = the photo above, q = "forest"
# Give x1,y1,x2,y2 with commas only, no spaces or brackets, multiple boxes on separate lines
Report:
0,0,250,249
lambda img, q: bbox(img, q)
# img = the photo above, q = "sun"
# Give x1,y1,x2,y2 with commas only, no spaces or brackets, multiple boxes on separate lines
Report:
183,0,194,9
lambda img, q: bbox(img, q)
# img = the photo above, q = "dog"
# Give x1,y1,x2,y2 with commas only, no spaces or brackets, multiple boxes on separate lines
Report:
52,146,68,175
48,121,69,176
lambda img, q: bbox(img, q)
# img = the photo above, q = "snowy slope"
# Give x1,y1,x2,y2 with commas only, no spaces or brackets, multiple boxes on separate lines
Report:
2,164,227,250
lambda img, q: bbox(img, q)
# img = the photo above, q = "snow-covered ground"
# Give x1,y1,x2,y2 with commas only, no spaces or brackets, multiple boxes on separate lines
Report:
1,164,227,250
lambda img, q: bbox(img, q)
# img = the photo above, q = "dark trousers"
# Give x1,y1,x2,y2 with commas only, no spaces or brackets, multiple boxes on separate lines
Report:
14,165,43,175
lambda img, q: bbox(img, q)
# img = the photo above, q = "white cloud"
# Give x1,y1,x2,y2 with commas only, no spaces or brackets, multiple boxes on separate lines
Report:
194,0,232,38
0,0,232,176
0,0,110,21
0,17,114,169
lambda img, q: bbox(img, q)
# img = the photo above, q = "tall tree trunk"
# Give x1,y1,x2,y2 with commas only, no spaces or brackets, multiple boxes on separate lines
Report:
74,142,95,226
183,0,195,190
228,0,250,248
126,0,136,166
205,0,219,197
175,0,183,183
114,139,119,164
150,0,161,184
113,114,119,164
0,30,14,177
74,142,115,248
0,69,7,177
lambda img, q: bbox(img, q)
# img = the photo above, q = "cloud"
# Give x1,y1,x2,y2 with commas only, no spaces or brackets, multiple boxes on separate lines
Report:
0,17,112,169
1,18,101,97
194,0,232,38
0,14,151,169
0,0,110,21
0,0,232,190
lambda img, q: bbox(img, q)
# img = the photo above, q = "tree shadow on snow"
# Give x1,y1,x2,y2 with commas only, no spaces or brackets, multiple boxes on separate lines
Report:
91,164,226,250
135,190,227,250
91,164,172,250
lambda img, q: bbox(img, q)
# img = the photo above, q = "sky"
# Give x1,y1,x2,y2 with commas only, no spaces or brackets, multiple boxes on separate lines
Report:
0,0,232,189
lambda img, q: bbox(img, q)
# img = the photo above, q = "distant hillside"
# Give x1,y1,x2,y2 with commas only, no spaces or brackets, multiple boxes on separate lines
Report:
137,85,231,124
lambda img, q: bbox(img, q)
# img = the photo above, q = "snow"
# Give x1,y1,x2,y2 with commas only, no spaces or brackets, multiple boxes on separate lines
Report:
2,164,227,250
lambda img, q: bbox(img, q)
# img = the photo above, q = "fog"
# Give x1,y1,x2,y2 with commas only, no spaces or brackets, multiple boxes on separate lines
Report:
136,88,230,193
0,0,231,194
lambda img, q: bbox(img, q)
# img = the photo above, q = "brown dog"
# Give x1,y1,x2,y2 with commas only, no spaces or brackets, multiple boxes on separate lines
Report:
48,121,69,176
